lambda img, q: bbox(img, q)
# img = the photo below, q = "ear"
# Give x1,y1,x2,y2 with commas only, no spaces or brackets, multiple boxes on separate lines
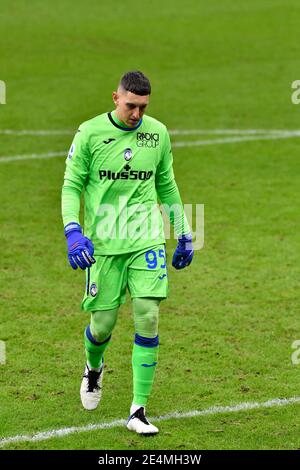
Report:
112,91,119,106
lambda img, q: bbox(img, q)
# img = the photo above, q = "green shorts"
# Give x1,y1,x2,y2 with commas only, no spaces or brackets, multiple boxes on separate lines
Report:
81,244,168,312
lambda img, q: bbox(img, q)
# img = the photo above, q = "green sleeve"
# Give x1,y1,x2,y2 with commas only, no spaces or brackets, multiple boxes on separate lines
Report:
155,129,190,236
61,126,90,227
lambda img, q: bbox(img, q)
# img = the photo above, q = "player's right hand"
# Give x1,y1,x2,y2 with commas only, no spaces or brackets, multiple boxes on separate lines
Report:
64,222,96,270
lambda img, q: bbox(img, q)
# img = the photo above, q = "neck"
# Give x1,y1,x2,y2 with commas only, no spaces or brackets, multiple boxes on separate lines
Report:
113,109,129,127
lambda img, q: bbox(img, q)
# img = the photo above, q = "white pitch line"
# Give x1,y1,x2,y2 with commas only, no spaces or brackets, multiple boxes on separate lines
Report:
172,132,300,148
1,131,300,164
0,396,299,447
169,129,300,136
0,151,66,163
0,129,74,136
1,128,300,136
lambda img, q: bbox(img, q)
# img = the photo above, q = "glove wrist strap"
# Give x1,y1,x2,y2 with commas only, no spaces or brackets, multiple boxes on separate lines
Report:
64,222,82,237
178,232,192,242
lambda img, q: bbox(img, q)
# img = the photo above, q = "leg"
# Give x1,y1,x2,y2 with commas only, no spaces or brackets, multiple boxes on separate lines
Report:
80,253,128,410
127,297,160,435
81,307,118,410
84,308,119,369
126,244,168,434
132,297,159,407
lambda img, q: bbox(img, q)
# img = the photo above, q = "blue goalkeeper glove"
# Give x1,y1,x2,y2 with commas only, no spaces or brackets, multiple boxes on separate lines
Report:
172,233,194,270
64,222,96,270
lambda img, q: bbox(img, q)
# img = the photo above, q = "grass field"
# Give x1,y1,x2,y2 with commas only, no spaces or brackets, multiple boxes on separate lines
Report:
1,0,300,450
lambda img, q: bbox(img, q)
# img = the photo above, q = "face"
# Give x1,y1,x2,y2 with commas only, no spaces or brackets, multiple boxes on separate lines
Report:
112,87,149,127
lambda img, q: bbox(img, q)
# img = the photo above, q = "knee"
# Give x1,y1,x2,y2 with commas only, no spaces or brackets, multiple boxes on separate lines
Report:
90,308,118,342
133,298,160,338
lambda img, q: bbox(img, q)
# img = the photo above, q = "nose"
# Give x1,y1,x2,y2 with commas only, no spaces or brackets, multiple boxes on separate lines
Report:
132,108,140,120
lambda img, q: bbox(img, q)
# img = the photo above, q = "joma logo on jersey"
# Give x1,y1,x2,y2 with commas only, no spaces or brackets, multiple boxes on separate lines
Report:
99,169,153,181
136,132,159,148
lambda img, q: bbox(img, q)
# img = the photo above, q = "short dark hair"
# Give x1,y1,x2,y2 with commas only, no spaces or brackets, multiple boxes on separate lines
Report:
119,71,151,96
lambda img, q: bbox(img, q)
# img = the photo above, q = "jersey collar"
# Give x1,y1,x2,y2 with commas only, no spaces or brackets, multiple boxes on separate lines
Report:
107,111,142,132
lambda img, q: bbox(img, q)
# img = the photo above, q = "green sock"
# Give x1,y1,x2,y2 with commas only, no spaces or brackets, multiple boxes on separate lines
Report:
132,335,159,406
84,325,111,369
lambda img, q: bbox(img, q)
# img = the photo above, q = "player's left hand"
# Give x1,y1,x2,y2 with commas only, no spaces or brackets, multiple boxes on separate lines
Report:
172,233,194,270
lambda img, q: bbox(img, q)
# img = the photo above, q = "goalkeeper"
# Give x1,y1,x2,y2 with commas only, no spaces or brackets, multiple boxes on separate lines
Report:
61,71,194,435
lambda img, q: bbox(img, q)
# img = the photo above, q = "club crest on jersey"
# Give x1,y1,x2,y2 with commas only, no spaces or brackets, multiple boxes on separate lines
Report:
90,283,98,297
124,148,132,161
68,143,75,159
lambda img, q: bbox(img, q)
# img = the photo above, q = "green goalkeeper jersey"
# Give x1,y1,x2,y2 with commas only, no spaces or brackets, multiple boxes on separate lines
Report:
62,110,190,255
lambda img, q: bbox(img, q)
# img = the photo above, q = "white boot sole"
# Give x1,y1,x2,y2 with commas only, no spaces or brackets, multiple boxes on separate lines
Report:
127,418,159,435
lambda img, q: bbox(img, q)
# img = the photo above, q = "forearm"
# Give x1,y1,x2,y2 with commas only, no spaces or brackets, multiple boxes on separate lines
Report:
157,180,190,236
61,185,81,226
